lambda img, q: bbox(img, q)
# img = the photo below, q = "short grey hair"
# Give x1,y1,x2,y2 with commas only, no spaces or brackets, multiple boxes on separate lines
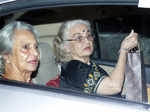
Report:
0,21,39,55
53,19,91,64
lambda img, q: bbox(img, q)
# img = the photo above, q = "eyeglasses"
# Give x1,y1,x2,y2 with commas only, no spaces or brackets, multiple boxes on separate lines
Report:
64,33,94,43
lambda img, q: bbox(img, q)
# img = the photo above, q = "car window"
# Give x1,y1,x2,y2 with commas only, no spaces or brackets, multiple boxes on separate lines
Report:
94,12,150,65
0,4,150,106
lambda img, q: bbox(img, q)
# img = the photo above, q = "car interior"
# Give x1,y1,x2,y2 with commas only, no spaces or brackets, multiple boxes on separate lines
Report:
0,3,150,106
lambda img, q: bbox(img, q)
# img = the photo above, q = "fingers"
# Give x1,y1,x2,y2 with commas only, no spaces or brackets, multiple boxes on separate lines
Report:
128,40,138,51
121,30,138,51
126,30,138,42
126,29,134,39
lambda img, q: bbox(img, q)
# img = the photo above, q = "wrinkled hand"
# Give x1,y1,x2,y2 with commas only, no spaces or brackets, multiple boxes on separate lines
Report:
121,30,138,52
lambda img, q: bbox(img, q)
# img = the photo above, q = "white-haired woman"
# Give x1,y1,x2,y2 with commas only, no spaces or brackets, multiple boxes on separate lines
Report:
54,19,138,95
0,21,40,83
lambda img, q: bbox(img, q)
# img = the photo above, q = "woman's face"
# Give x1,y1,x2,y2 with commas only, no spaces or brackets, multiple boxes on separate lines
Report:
8,29,40,72
68,24,94,59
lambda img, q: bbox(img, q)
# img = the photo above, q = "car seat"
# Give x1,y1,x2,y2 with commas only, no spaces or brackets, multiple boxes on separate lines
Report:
32,42,59,85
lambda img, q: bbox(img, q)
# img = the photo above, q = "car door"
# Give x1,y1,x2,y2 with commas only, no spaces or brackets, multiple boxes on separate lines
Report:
0,0,150,112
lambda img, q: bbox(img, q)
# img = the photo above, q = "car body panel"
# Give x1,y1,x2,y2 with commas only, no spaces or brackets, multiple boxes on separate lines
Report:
0,80,149,112
0,0,138,16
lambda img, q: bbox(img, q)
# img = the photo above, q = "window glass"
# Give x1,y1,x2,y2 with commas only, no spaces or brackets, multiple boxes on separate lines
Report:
96,11,150,65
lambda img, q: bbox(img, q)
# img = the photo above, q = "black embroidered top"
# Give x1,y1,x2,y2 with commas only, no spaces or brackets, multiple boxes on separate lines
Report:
60,60,108,94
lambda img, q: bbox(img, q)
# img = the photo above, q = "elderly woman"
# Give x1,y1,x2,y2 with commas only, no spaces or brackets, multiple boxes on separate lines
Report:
54,19,138,95
0,21,40,83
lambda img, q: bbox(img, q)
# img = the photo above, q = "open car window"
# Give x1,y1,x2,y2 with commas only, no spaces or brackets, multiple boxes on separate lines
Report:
0,0,150,111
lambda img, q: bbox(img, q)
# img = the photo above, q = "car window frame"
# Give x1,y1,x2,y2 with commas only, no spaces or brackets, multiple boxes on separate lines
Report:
0,0,150,110
0,79,149,112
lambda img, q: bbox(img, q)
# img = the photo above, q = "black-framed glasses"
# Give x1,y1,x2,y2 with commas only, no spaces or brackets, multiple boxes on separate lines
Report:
64,33,94,43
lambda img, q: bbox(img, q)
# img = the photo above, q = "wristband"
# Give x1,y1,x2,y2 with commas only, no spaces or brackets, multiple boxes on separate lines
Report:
118,48,129,53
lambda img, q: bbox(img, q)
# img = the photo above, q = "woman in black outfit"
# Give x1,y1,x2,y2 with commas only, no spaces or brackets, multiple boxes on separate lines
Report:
54,19,138,95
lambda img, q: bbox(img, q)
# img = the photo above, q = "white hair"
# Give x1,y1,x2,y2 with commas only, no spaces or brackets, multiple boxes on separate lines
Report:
0,21,39,55
54,19,92,64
